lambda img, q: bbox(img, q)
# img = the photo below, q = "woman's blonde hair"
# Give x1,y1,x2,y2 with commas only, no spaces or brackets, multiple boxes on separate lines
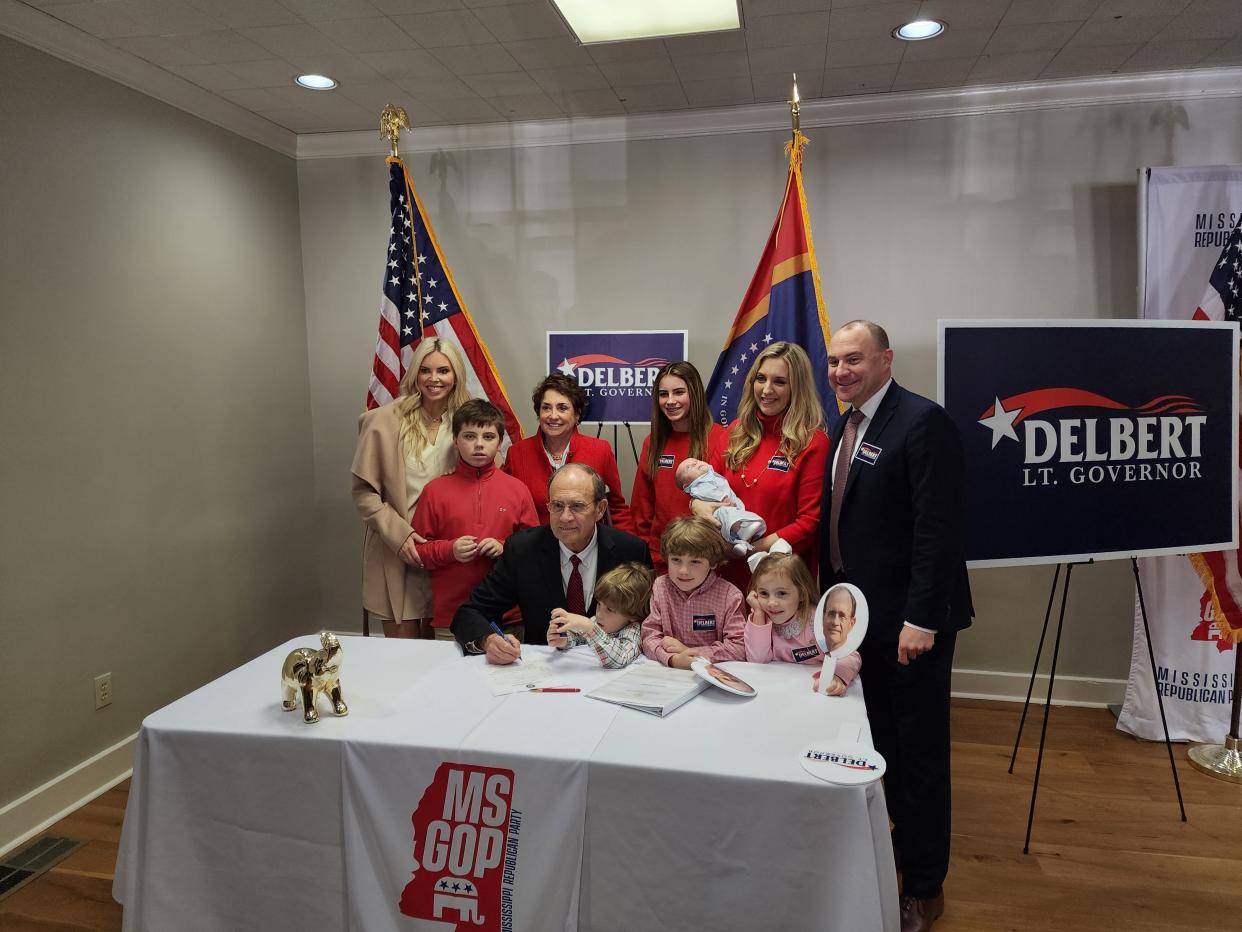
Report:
723,342,824,472
394,338,471,461
748,553,819,618
643,361,712,479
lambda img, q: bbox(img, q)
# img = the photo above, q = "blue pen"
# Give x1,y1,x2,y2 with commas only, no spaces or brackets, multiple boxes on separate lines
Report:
488,621,520,661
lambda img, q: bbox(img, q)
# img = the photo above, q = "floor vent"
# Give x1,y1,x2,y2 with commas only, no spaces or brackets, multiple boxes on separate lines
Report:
0,835,84,901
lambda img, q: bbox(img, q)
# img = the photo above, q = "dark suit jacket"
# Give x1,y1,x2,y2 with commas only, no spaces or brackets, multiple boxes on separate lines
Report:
819,381,973,642
451,524,652,650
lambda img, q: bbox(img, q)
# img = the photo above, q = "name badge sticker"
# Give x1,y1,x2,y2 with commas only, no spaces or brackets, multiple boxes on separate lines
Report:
658,453,675,469
855,443,882,465
692,614,717,631
767,455,791,473
792,645,821,663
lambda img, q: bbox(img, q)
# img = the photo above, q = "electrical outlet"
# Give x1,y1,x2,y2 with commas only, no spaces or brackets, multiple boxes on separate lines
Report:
94,672,112,710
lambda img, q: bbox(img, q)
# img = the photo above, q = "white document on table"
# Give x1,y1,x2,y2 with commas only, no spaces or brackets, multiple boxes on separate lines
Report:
482,656,569,695
585,662,708,717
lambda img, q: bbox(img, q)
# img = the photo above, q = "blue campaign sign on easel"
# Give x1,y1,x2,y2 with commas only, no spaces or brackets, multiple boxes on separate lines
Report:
547,331,687,424
939,320,1238,568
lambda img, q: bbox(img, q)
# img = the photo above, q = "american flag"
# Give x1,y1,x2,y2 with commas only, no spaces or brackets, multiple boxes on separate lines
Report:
1189,215,1242,643
706,134,836,430
365,158,522,444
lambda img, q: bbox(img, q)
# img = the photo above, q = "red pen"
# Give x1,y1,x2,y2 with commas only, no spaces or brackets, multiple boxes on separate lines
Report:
528,687,581,693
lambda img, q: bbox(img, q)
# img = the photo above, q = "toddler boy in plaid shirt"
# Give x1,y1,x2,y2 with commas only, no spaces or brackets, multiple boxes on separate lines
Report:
547,562,654,668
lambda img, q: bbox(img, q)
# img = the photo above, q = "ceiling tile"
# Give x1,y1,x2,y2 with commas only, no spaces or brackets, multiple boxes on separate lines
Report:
396,73,477,99
527,65,611,93
916,0,1006,32
504,36,595,68
985,21,1084,55
555,89,626,115
460,0,521,8
827,2,921,42
662,29,747,56
1201,33,1242,64
180,29,273,62
470,3,567,42
47,2,167,40
891,56,975,90
1001,0,1100,26
820,62,897,96
747,42,828,75
671,50,752,81
489,92,564,119
613,83,689,111
241,24,343,58
285,53,382,84
430,43,522,74
681,76,755,107
110,36,211,68
899,27,993,62
169,63,254,89
747,11,830,48
743,0,830,14
753,69,821,100
1156,9,1242,42
369,0,464,12
359,48,452,77
587,39,670,63
596,56,680,87
335,78,412,110
1068,15,1175,47
313,17,418,52
278,0,384,22
1093,0,1191,17
223,58,302,86
256,107,337,133
398,100,450,124
965,49,1058,83
1123,37,1221,69
390,10,493,47
460,71,543,96
1040,43,1142,77
440,97,505,123
267,84,375,117
122,0,221,35
218,87,290,109
823,36,903,68
185,0,301,28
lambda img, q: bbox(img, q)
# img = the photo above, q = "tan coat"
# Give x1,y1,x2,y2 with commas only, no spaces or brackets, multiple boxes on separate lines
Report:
351,402,433,621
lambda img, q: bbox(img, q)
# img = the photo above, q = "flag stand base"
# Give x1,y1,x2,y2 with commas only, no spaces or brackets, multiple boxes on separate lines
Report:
1188,735,1242,784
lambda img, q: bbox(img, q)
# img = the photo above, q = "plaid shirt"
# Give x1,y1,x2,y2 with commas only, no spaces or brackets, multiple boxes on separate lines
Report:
640,572,746,665
566,620,641,669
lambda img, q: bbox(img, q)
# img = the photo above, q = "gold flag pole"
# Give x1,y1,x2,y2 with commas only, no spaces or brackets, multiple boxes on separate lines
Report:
1188,645,1242,783
379,103,410,159
789,73,801,147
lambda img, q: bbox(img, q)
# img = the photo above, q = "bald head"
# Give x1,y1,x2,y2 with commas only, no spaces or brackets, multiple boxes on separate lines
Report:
828,320,894,408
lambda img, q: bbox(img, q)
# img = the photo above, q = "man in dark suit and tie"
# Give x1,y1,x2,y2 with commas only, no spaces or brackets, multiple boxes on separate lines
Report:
819,320,973,932
453,462,651,664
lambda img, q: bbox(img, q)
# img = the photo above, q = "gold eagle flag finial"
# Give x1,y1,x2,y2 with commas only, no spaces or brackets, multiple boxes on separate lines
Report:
379,103,411,159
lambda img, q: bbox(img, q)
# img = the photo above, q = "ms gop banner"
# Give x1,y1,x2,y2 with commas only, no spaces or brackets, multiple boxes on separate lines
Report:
939,320,1238,568
547,331,687,423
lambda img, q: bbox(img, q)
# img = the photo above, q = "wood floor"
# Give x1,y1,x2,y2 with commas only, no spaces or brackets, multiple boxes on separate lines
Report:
2,699,1239,931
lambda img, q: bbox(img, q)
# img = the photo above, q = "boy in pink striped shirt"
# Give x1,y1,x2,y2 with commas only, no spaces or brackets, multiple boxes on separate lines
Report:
640,517,746,669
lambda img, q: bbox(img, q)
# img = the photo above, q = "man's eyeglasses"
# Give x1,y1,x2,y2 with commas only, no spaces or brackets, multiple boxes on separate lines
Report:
548,500,593,515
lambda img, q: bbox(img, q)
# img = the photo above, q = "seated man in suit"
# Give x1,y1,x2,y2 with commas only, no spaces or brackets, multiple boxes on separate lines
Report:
452,462,652,665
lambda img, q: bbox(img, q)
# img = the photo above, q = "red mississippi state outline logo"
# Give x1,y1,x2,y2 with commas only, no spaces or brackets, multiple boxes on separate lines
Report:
400,762,518,931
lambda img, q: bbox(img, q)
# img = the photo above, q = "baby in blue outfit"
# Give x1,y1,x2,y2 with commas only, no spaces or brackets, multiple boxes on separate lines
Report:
675,458,767,555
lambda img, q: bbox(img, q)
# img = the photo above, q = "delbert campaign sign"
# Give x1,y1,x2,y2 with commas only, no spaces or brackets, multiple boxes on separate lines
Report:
547,330,687,423
940,320,1238,567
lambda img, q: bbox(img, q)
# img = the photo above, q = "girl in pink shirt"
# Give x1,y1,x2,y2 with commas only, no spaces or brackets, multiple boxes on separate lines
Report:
743,553,861,695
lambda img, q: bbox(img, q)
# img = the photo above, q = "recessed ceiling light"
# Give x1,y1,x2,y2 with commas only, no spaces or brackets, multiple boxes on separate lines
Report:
892,20,946,41
550,0,740,45
295,74,338,90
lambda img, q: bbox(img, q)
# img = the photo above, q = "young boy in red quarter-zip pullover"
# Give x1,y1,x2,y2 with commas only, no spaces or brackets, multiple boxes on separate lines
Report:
412,399,538,632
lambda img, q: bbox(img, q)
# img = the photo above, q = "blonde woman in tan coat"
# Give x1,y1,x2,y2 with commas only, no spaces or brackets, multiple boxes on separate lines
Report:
351,338,469,638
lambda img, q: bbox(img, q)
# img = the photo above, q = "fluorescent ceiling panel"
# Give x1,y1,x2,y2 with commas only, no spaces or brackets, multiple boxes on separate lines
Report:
551,0,741,45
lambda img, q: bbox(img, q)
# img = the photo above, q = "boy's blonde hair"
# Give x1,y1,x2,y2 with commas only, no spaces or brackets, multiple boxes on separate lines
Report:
748,553,819,615
660,516,729,564
594,562,655,621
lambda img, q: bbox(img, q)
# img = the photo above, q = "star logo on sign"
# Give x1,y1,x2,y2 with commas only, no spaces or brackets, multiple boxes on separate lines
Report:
978,395,1022,448
557,358,577,376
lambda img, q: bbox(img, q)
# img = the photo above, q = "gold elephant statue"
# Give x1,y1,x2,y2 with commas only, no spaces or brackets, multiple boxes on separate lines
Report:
281,631,348,724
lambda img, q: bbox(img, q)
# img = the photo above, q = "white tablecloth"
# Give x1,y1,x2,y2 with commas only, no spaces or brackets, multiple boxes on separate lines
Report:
114,636,897,932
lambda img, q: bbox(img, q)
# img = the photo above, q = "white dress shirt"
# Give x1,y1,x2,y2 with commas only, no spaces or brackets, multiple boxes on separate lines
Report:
559,528,599,608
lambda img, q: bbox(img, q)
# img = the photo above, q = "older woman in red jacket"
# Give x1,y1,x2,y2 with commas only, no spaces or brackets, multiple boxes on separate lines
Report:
503,373,634,531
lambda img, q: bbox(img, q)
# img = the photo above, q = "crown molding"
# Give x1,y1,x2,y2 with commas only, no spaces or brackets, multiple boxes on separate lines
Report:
0,0,296,158
298,65,1242,160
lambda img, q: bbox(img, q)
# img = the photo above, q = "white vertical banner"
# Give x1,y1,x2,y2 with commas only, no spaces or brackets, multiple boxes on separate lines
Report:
1118,165,1241,742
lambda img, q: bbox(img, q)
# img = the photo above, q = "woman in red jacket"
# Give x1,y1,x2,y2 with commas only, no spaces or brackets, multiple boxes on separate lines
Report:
700,342,829,591
503,373,633,531
630,361,726,572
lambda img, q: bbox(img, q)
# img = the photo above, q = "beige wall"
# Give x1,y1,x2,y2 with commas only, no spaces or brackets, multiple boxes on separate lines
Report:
0,36,316,806
299,94,1242,682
